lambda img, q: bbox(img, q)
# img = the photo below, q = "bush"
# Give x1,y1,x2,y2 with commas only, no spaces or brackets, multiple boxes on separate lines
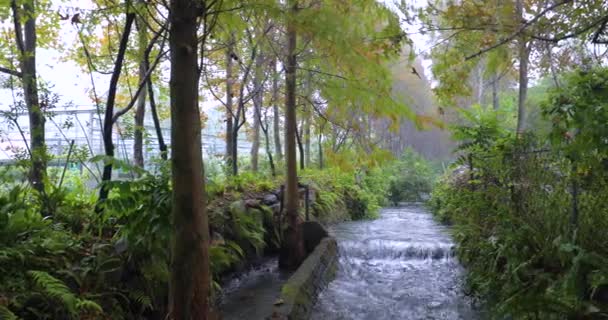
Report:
429,69,608,318
301,167,387,221
385,149,437,204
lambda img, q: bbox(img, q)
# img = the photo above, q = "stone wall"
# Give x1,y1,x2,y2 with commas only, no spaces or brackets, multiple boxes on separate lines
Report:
271,237,338,320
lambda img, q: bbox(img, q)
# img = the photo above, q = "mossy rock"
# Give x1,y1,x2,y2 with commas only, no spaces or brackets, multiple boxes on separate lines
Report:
228,200,266,259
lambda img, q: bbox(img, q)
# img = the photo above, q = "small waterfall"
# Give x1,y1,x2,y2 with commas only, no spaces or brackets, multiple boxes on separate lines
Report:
340,239,455,261
311,205,480,320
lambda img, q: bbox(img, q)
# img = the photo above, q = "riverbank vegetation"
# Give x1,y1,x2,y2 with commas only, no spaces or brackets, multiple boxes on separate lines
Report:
0,148,435,319
430,70,608,318
418,0,608,317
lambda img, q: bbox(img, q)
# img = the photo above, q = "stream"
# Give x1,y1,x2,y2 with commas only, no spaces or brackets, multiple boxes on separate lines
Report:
311,204,480,319
220,204,480,319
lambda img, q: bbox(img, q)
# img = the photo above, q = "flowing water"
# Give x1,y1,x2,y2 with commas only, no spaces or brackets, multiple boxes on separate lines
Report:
219,258,292,320
311,204,481,320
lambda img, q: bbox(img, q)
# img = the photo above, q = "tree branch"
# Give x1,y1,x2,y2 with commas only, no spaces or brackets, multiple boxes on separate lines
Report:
465,0,574,61
0,66,22,77
530,16,608,43
11,0,25,55
112,47,167,124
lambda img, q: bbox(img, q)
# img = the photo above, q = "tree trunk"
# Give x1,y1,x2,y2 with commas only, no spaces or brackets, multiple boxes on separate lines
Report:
279,0,305,270
476,63,484,105
12,0,46,194
259,103,276,176
133,3,148,170
492,73,500,110
232,121,239,176
250,52,264,172
303,73,312,167
272,59,283,162
98,12,136,209
296,120,305,170
304,115,311,167
147,67,167,160
318,132,323,170
225,38,234,174
264,127,276,176
168,0,210,318
516,0,529,135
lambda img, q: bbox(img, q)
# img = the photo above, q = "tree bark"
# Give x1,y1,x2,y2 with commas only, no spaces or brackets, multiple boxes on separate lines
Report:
280,0,305,270
225,38,234,174
133,2,148,170
12,0,46,194
97,12,136,209
272,59,283,162
168,0,210,318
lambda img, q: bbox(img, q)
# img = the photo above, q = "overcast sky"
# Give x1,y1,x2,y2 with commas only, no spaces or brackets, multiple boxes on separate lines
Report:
0,0,432,111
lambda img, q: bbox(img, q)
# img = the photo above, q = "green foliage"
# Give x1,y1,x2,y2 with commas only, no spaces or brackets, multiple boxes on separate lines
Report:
301,167,391,221
429,74,608,317
384,149,438,204
27,270,102,319
542,68,608,167
209,242,244,280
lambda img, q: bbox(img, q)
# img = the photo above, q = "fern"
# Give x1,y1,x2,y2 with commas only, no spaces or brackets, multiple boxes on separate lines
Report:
75,299,103,314
0,306,20,320
128,290,153,311
27,270,103,318
28,270,79,315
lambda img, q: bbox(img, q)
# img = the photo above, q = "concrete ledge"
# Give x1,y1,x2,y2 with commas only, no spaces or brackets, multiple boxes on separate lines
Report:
271,237,338,320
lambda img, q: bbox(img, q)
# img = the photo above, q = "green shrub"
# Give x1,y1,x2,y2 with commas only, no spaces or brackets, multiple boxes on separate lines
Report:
384,149,437,204
429,75,608,319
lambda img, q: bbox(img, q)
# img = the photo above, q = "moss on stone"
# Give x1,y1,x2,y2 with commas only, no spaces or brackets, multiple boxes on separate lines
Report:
272,237,339,319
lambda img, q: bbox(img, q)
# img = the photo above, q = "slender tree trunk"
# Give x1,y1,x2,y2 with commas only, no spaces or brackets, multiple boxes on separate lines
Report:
318,132,323,170
265,128,276,176
12,1,46,194
98,12,136,208
232,120,239,176
250,53,264,172
304,116,311,167
272,59,283,162
143,28,167,161
516,0,529,135
476,63,484,105
492,73,500,110
547,45,561,88
303,74,312,167
147,76,167,160
168,0,210,318
134,3,148,170
225,38,234,173
280,0,305,270
251,108,260,172
296,120,305,170
259,108,276,176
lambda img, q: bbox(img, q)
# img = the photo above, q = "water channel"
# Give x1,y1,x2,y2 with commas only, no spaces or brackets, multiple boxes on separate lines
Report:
221,204,480,319
311,204,480,319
